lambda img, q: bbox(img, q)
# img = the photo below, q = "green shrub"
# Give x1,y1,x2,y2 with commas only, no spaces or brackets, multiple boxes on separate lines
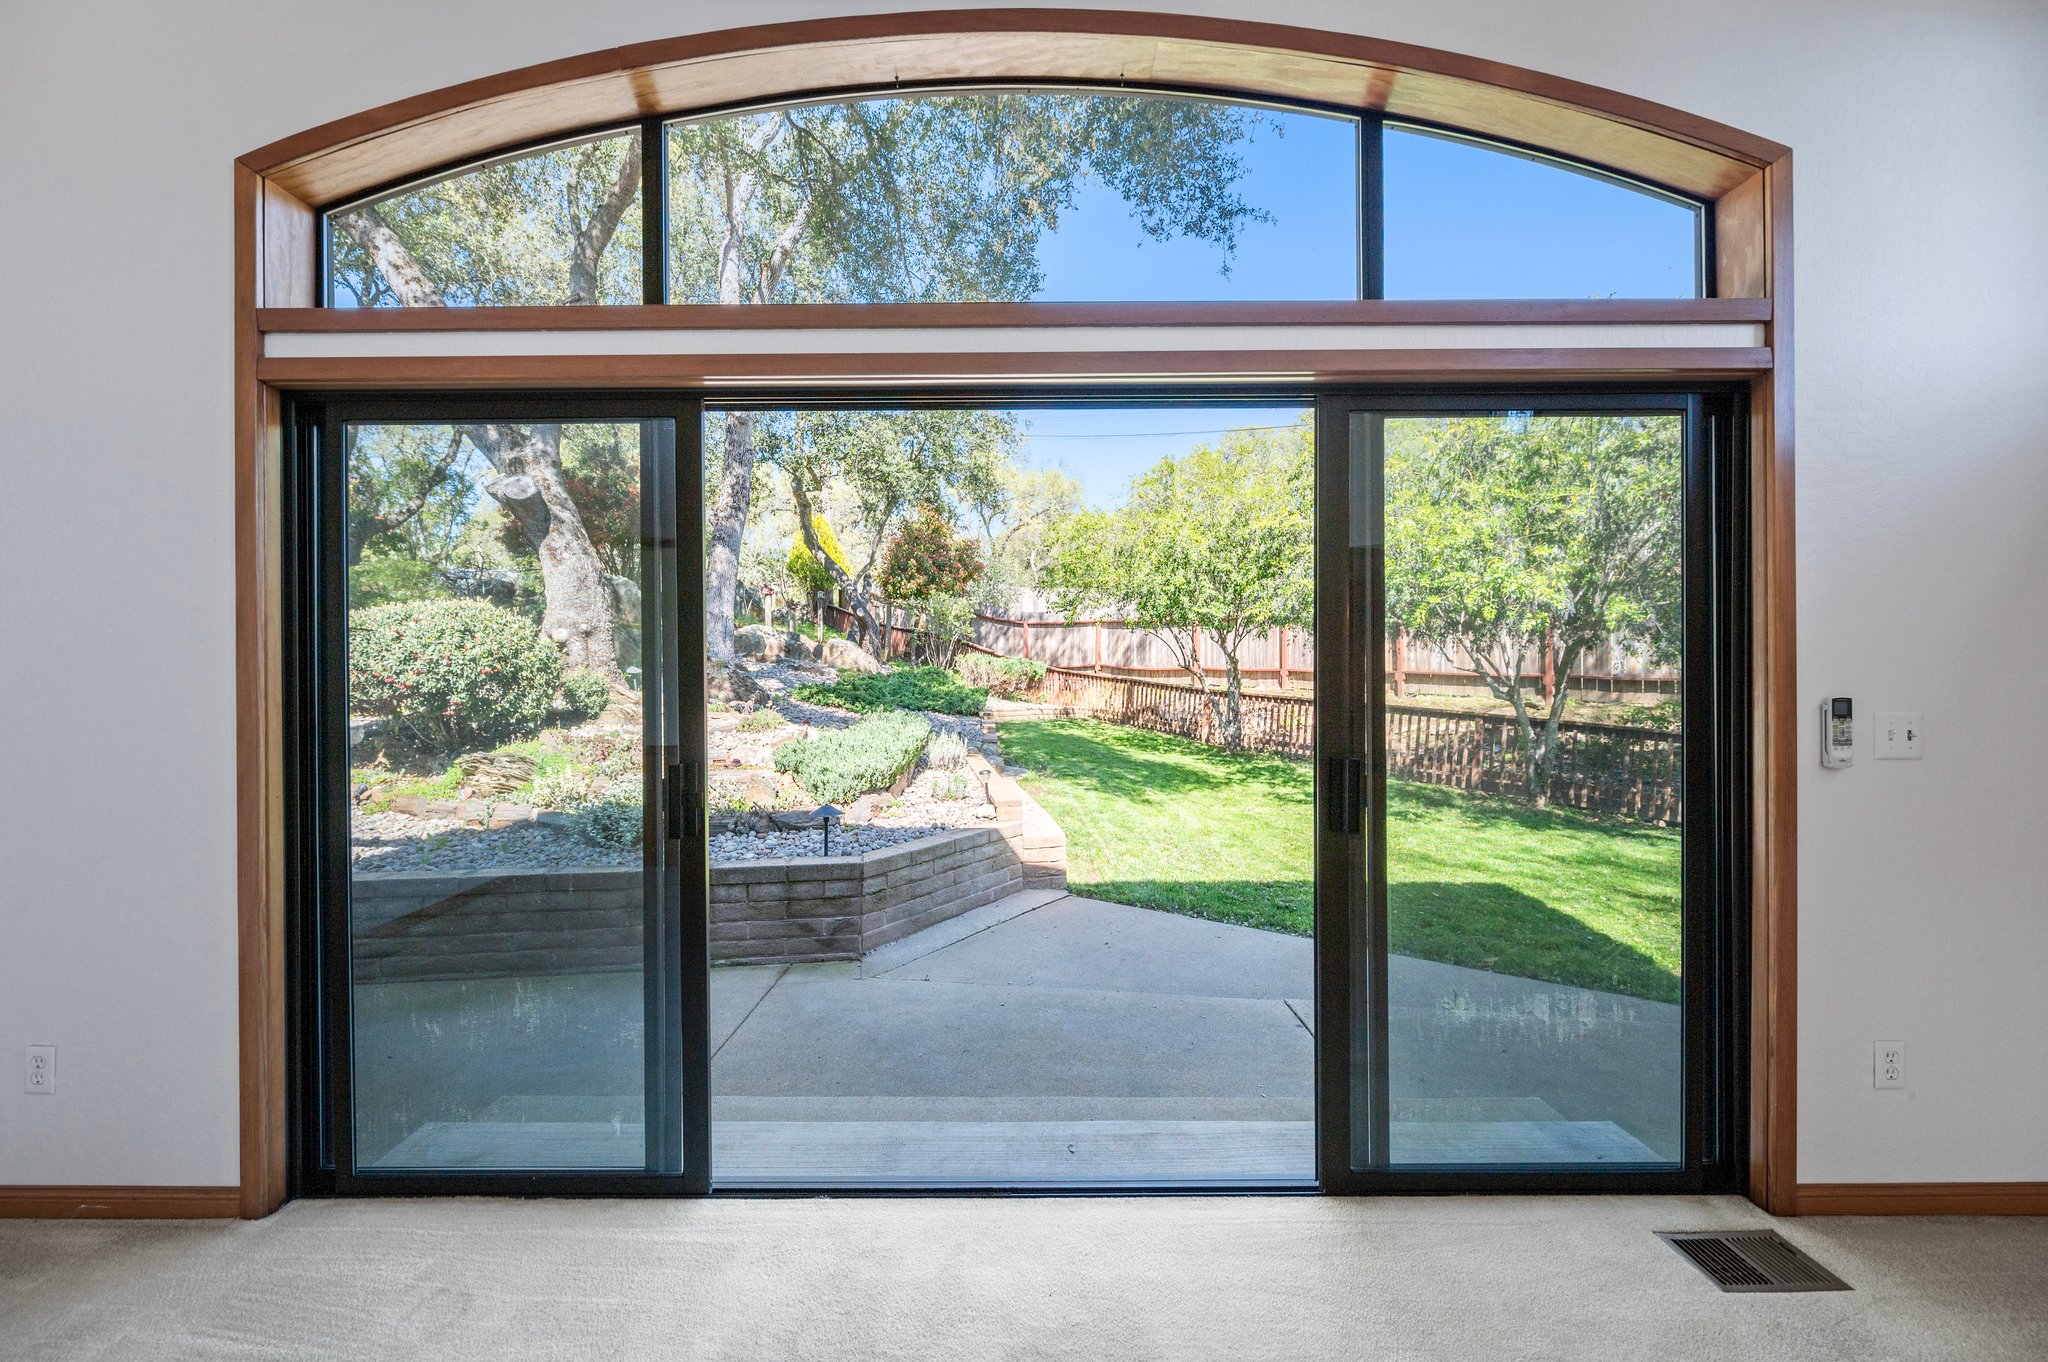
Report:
529,767,597,812
924,730,970,770
953,654,1046,698
556,668,613,724
349,600,562,750
775,711,933,804
793,666,987,716
737,708,786,733
579,781,643,849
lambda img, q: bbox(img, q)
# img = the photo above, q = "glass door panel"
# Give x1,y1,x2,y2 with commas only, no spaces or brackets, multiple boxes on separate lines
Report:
1332,399,1696,1179
327,407,698,1184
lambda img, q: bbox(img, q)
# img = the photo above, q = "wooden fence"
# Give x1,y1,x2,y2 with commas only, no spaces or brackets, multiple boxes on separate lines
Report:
1038,666,1318,759
1037,668,1681,825
810,599,1680,824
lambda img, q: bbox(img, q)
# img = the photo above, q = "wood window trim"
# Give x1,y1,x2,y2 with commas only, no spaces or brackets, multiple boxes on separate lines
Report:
232,13,1799,1219
258,300,1772,332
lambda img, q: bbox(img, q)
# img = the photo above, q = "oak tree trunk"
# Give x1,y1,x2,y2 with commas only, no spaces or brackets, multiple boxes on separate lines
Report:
468,424,622,680
332,197,636,685
704,413,757,661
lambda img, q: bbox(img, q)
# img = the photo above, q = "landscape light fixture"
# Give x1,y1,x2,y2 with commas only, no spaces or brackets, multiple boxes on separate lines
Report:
816,803,843,855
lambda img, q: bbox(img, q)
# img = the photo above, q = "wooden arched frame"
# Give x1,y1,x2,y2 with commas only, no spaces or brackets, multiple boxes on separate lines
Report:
233,10,1796,1217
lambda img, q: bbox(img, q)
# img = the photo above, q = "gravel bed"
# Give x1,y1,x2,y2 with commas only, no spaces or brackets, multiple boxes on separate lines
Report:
350,660,1001,873
351,811,634,873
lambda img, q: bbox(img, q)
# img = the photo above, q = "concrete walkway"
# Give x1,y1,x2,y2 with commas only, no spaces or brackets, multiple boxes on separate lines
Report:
705,891,1677,1184
362,891,1679,1183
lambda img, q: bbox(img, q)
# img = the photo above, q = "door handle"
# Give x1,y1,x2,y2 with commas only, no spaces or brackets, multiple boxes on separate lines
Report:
1325,756,1364,834
667,761,704,841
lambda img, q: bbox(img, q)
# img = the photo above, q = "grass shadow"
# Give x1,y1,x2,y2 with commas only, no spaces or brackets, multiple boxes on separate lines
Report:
1391,881,1678,1004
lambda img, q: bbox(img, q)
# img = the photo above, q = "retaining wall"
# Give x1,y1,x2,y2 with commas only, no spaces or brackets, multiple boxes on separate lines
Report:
353,825,1035,981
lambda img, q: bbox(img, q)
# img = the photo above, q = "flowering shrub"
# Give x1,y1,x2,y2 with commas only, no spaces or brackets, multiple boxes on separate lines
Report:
350,599,563,751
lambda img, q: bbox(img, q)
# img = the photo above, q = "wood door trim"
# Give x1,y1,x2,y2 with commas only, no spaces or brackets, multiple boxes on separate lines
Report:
1750,153,1798,1215
254,348,1771,388
231,16,1798,1219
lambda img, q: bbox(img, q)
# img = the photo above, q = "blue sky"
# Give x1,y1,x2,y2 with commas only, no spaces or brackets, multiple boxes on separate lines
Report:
1031,105,1360,300
1026,107,1698,302
1009,406,1310,509
1383,126,1699,299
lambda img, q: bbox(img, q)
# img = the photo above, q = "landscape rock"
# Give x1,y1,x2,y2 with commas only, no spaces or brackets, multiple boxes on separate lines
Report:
457,750,538,796
733,624,785,660
820,637,886,674
708,660,772,706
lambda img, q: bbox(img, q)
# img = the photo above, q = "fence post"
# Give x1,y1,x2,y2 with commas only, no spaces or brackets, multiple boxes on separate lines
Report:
1275,627,1288,689
1094,620,1104,675
1020,620,1031,661
1542,626,1556,705
1392,626,1407,697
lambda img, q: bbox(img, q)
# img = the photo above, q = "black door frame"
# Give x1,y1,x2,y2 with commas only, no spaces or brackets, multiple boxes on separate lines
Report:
1313,386,1749,1194
284,391,710,1198
283,382,1744,1198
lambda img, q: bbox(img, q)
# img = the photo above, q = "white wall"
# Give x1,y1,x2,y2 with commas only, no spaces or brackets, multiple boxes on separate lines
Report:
2,0,2043,1189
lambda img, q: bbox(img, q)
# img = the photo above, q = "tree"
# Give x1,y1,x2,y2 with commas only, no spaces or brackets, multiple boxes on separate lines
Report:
1382,414,1682,801
966,464,1086,612
678,91,1278,658
879,506,985,600
880,506,987,667
759,408,1017,652
344,425,477,574
1043,419,1314,751
330,136,642,683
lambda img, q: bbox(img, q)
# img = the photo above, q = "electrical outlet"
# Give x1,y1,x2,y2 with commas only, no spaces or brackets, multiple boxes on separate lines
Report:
1876,711,1923,760
1874,1040,1905,1089
25,1045,55,1094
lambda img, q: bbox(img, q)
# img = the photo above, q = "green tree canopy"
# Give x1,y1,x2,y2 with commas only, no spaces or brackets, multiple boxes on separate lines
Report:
1043,417,1313,750
1383,413,1682,797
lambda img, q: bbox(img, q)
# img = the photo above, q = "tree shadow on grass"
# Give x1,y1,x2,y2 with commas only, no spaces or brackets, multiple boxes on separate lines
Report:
1390,881,1678,1004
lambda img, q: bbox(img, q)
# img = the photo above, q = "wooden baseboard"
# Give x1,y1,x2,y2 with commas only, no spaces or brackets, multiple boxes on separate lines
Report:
0,1186,242,1219
1796,1182,2048,1216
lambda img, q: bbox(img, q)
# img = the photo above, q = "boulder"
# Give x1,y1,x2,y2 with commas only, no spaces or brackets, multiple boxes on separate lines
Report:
820,636,886,674
734,624,785,661
708,660,771,706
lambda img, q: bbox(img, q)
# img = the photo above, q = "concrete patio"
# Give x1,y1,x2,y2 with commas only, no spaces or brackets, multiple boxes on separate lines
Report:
358,890,1679,1184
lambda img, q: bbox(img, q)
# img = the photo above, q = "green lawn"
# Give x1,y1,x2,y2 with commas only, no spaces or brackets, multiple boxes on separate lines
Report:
1000,717,1681,1003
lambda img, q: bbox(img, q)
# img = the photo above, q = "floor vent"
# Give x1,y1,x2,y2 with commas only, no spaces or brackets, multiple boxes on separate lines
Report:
1656,1230,1852,1292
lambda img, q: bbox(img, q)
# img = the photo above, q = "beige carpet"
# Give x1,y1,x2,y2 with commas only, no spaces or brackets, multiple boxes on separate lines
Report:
2,1195,2044,1360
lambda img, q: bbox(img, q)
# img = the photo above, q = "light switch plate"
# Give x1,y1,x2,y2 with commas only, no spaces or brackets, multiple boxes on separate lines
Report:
1876,711,1923,759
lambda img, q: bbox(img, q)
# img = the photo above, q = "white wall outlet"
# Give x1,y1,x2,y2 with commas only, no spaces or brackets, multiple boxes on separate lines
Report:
25,1045,55,1094
1874,1040,1906,1089
1876,711,1923,759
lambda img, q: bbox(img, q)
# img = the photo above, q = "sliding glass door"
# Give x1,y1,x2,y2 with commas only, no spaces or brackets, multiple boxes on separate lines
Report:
288,386,1741,1197
1315,391,1743,1191
297,395,707,1194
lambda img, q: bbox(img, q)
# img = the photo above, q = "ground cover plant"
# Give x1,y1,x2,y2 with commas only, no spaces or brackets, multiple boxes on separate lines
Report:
775,710,934,804
793,666,987,716
953,654,1046,698
1001,716,1681,1003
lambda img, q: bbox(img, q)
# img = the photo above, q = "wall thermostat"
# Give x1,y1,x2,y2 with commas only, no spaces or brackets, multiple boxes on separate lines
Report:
1820,697,1854,768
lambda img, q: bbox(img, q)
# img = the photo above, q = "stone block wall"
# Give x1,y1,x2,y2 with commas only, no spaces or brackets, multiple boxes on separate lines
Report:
352,826,1039,981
